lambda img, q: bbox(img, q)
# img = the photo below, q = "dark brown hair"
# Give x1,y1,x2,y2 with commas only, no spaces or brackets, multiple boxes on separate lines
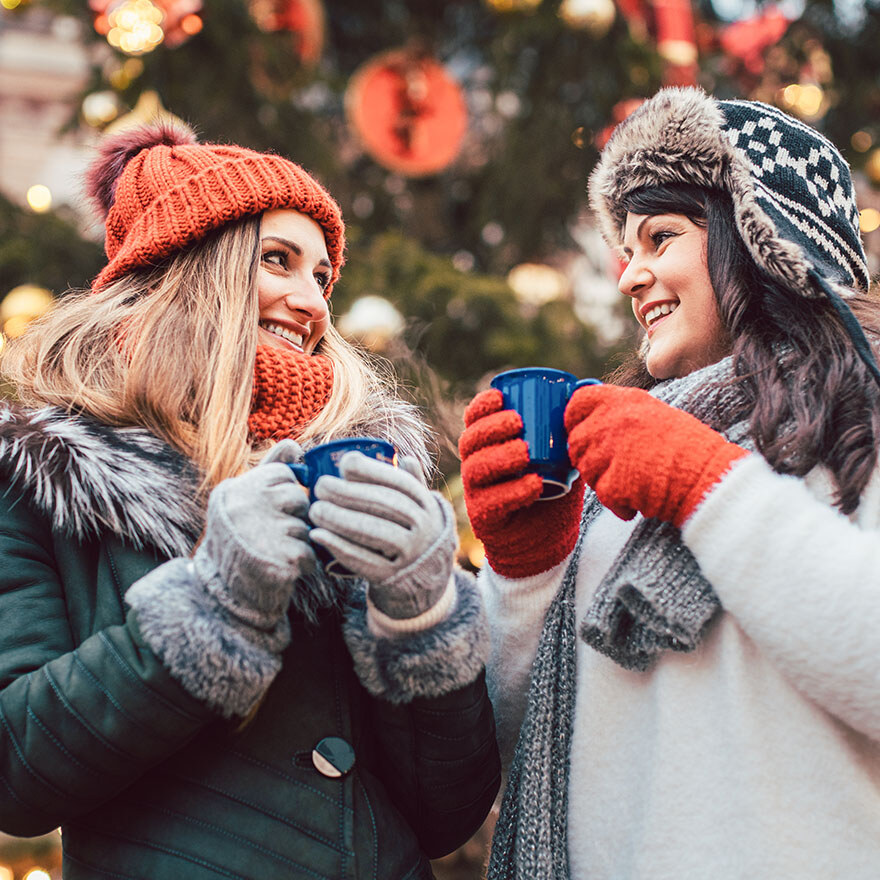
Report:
608,183,880,514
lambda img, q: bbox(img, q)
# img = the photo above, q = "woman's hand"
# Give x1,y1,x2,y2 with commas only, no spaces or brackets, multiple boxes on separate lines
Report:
193,439,317,628
564,384,749,528
458,389,584,578
308,452,455,620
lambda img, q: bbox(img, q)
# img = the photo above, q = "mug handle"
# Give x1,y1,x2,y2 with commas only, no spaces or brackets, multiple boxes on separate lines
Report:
573,378,603,391
286,462,310,486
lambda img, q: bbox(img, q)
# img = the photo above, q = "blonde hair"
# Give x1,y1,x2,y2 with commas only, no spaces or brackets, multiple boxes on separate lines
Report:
2,215,432,494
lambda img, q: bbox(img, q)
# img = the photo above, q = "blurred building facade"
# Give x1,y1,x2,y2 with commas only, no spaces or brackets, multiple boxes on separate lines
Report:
0,10,95,223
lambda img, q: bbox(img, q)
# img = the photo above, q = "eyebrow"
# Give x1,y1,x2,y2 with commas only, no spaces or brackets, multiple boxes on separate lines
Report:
262,236,332,269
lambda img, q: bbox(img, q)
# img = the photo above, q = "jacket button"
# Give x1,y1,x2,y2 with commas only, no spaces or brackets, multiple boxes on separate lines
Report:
312,736,355,778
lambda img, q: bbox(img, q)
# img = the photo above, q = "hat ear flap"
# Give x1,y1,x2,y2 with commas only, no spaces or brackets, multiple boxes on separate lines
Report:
86,120,198,220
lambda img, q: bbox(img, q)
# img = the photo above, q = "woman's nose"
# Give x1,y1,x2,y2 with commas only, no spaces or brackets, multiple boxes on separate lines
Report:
618,256,653,298
285,278,327,318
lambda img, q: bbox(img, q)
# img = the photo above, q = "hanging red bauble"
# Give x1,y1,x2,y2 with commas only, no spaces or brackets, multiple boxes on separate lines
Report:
613,0,650,41
653,0,698,84
720,7,790,75
248,0,325,66
345,49,468,177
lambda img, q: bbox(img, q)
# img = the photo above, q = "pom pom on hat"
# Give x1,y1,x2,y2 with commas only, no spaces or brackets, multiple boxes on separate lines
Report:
88,121,345,294
86,121,198,221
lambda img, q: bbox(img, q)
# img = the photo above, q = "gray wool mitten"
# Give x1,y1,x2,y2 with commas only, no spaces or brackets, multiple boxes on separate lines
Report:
126,440,319,718
309,452,456,620
193,439,317,629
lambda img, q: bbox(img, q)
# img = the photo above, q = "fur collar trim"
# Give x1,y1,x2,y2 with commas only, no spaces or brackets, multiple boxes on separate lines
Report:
588,87,869,296
0,405,203,558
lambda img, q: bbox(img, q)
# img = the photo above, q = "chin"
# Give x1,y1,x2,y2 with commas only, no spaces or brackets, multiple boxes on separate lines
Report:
644,352,676,381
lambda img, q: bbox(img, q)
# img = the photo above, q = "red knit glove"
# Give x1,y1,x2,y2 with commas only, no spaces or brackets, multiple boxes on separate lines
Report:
564,384,749,529
459,389,584,578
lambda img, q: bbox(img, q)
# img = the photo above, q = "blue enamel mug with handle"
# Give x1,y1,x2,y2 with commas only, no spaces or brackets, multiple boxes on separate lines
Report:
490,368,602,500
287,437,397,575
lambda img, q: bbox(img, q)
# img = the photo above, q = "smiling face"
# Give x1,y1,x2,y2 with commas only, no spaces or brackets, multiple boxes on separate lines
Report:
257,209,332,355
619,211,729,380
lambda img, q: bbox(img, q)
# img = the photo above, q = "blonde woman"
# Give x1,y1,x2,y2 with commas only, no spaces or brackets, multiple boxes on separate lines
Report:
0,123,499,880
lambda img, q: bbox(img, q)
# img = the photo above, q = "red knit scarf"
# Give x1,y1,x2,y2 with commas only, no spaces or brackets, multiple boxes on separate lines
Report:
248,345,334,442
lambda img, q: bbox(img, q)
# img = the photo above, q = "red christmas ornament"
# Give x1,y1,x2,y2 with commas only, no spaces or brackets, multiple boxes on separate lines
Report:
653,0,698,84
720,7,790,75
345,49,468,177
248,0,326,66
611,0,698,84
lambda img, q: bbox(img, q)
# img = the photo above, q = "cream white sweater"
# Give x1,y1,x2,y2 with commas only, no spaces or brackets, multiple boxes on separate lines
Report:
481,453,880,879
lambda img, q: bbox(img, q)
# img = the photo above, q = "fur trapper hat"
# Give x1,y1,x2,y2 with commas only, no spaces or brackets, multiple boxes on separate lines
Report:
86,120,345,295
589,87,869,296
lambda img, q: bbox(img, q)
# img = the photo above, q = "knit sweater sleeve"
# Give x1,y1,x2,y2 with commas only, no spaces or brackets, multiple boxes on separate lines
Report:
682,453,880,741
479,557,571,764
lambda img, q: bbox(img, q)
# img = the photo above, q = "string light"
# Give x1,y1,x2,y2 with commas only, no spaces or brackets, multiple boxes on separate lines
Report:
866,148,880,185
82,91,121,127
106,0,166,55
25,185,52,213
23,870,52,880
1,285,54,339
484,0,542,11
559,0,617,36
860,209,880,234
852,131,873,153
779,83,826,119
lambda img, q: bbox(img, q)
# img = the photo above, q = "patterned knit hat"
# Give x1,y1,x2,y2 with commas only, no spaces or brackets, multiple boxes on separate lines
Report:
589,86,878,378
86,121,345,294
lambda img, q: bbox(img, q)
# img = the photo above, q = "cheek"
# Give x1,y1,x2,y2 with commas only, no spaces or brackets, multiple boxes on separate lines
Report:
256,272,278,315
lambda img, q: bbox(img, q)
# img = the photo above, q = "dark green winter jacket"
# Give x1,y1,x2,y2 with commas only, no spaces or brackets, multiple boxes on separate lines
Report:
0,406,500,879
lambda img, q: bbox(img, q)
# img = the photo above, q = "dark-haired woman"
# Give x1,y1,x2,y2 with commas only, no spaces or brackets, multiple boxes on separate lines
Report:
0,122,499,879
460,87,880,879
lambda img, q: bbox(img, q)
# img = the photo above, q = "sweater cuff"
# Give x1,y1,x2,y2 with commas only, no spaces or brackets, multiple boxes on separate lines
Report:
482,554,571,616
367,573,457,638
126,558,289,719
343,569,489,704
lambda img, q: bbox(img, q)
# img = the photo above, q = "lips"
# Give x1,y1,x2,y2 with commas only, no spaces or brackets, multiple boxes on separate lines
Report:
642,301,679,334
259,321,305,352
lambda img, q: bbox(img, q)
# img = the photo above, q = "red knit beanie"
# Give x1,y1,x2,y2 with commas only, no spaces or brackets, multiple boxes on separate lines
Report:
85,121,345,294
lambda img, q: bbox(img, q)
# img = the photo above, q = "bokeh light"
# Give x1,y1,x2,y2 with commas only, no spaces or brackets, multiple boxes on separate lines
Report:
1,285,55,338
107,0,166,55
860,208,880,234
507,263,569,306
25,185,52,213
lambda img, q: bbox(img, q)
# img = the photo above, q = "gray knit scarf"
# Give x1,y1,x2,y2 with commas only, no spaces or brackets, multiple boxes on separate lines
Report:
488,357,755,880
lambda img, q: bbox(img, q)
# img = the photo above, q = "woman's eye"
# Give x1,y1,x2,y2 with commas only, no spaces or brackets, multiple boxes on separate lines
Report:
651,230,675,247
315,273,331,291
262,250,287,268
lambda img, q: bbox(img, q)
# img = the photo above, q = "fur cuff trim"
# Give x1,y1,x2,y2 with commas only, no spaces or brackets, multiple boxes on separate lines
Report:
126,558,289,718
342,569,489,704
0,405,202,557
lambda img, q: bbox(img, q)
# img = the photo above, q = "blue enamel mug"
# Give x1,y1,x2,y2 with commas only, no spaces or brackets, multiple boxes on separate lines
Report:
288,437,397,575
490,368,601,500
